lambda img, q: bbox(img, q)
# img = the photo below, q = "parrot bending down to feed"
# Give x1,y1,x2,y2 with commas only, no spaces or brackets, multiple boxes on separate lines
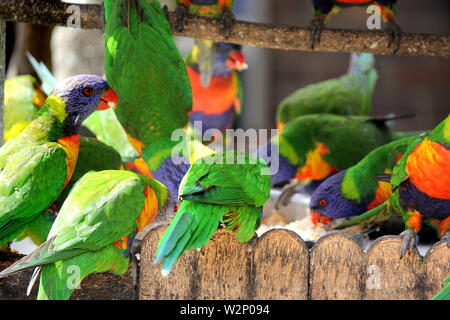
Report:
104,0,194,201
154,151,270,276
186,41,246,140
337,114,450,256
174,0,236,38
309,0,401,53
0,170,170,300
0,75,117,248
276,53,377,131
309,136,418,226
255,113,414,209
3,75,46,141
14,137,123,246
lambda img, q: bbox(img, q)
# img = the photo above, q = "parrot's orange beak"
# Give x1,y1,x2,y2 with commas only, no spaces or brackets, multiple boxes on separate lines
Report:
98,88,118,110
227,51,248,71
310,212,333,227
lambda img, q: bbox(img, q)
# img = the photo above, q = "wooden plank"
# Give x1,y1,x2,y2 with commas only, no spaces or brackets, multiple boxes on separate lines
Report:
253,229,309,299
195,229,252,300
139,226,200,300
365,236,422,300
310,232,366,300
422,240,450,299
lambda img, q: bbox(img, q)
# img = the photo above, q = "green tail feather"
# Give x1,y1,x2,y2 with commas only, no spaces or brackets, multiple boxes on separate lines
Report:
37,245,129,300
432,276,450,300
0,237,84,278
26,52,57,96
154,201,226,276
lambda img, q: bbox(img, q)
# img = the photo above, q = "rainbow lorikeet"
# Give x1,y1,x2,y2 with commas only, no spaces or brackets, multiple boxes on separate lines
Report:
14,137,123,246
0,170,170,300
255,113,413,209
0,75,117,248
309,0,401,53
174,0,236,38
104,0,192,200
186,42,246,140
28,53,139,162
276,53,377,131
432,276,450,300
3,75,46,141
337,114,450,256
154,151,270,275
309,136,418,226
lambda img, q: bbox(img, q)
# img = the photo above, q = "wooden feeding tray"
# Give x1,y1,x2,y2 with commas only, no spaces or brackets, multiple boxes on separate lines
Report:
140,227,449,300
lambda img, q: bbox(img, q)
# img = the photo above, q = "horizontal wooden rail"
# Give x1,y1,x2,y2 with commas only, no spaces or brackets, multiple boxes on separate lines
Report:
0,0,449,59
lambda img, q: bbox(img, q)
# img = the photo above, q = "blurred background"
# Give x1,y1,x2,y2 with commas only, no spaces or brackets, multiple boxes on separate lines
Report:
4,0,450,132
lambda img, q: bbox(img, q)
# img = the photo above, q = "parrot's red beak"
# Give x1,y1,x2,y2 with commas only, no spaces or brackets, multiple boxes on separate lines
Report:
310,212,333,227
98,88,118,110
227,51,248,71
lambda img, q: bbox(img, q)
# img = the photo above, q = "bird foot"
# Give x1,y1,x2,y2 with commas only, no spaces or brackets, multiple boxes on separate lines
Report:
220,10,235,39
386,19,402,54
174,4,189,33
399,229,417,258
309,16,325,50
440,231,450,248
275,180,301,210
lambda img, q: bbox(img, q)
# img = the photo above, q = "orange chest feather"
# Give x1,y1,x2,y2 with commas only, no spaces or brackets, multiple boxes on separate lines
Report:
188,67,238,115
367,181,392,210
295,143,339,181
406,138,450,199
57,135,80,187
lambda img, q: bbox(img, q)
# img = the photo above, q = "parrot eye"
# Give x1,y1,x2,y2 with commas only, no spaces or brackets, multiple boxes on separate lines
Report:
319,199,327,207
83,87,93,96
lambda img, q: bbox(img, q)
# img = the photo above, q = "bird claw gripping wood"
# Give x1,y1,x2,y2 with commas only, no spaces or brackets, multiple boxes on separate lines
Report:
386,19,402,54
220,10,235,39
399,229,417,258
174,4,189,32
309,16,325,50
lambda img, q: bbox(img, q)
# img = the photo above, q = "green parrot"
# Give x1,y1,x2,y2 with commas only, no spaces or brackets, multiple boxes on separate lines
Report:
154,151,271,275
276,53,377,131
432,276,450,300
336,114,450,256
27,53,138,162
14,137,123,246
3,75,46,141
0,170,170,300
104,0,193,200
0,74,117,247
255,113,414,208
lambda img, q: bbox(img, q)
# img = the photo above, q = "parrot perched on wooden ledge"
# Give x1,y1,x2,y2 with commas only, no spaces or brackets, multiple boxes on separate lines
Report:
0,170,170,300
308,0,402,53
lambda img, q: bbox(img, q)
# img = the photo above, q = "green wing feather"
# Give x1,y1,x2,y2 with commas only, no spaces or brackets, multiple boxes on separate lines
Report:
432,276,450,300
0,139,67,245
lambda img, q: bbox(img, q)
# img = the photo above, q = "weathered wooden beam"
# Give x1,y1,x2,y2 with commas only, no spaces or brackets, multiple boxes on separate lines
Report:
0,0,448,59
